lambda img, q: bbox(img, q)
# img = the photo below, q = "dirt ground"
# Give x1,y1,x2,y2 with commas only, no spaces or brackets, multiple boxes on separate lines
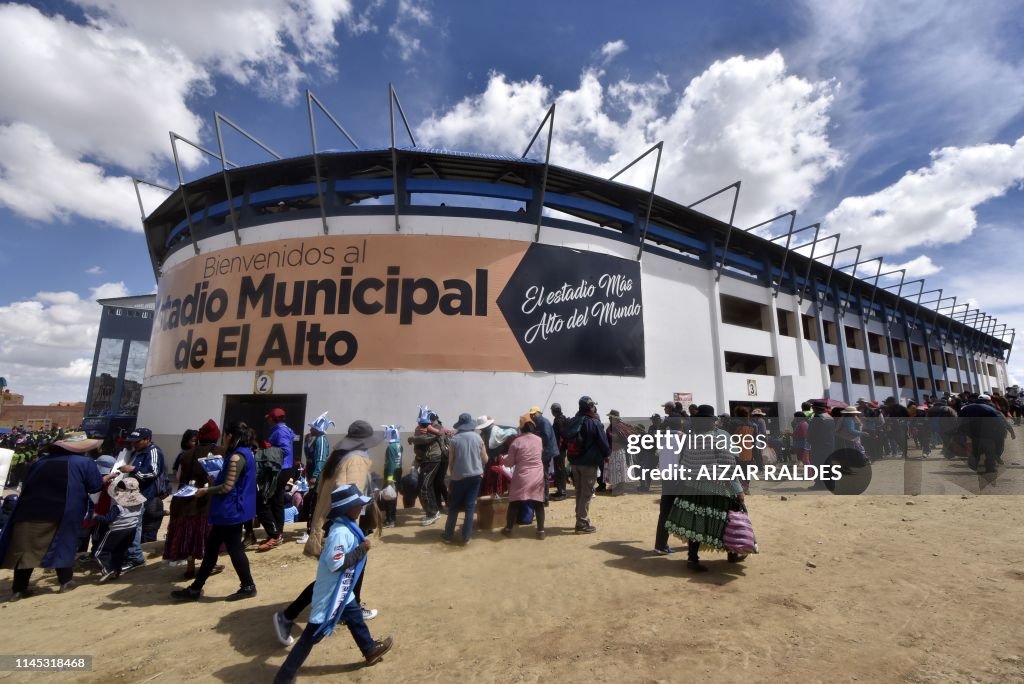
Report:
2,441,1023,684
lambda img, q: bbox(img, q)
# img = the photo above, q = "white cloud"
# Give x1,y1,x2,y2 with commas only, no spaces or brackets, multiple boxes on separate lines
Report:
795,1,1024,144
389,0,431,61
0,1,359,231
73,0,356,103
0,282,128,404
600,40,628,63
884,255,943,278
86,266,104,275
823,136,1024,256
0,123,167,231
416,51,842,227
0,3,205,172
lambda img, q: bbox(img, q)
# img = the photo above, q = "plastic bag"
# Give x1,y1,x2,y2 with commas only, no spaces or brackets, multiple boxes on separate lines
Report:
380,483,398,501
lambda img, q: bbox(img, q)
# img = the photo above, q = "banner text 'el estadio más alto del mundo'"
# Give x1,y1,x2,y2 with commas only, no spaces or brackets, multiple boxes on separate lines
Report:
147,235,645,377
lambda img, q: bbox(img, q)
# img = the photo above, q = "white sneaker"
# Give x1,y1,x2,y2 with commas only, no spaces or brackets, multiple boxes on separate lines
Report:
420,513,441,526
295,532,309,544
361,604,378,620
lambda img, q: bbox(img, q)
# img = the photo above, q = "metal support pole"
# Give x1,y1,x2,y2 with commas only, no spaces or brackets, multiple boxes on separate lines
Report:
687,182,741,281
388,83,417,232
307,89,360,235
170,131,234,255
213,112,281,245
1007,330,1016,364
883,278,924,334
797,234,839,303
821,245,861,310
609,142,664,260
743,211,796,293
870,268,905,319
839,256,881,318
522,104,556,243
133,177,175,281
909,289,943,330
132,178,174,221
772,222,819,296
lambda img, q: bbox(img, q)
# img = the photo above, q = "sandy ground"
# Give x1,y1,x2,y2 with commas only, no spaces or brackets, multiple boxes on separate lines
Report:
1,439,1023,684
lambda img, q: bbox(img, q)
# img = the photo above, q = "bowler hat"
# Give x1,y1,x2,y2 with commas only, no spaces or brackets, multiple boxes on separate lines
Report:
334,420,385,452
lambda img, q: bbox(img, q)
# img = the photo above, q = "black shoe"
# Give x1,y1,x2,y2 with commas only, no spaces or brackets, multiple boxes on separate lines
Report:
225,585,257,601
364,636,393,665
550,493,566,501
171,587,202,601
574,525,597,534
727,552,747,563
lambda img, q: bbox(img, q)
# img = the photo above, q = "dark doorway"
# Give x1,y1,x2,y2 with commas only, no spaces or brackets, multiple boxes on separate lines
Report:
223,394,308,446
728,400,781,435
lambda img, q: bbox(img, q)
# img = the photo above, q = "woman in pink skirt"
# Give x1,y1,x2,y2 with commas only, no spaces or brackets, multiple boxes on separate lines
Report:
163,420,224,579
501,414,546,539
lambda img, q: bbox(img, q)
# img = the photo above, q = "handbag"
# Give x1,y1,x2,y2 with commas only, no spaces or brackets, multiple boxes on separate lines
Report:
380,483,397,501
723,510,758,554
358,471,383,537
760,446,778,465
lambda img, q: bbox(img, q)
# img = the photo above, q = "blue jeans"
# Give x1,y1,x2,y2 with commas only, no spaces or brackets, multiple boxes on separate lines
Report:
442,475,482,542
127,517,144,565
273,601,375,684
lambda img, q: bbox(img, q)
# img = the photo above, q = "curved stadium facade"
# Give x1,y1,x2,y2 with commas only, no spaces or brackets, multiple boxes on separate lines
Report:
137,145,1012,452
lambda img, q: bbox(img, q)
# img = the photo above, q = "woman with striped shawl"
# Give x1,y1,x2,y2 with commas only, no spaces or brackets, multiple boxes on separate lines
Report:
664,404,749,572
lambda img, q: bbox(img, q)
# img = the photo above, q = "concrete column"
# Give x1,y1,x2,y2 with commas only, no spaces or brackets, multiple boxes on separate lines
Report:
810,285,831,398
708,271,729,413
857,305,875,401
832,286,852,404
882,309,901,401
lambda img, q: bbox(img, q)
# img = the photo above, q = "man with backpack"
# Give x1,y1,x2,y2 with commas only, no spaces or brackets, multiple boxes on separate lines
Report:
118,427,167,567
564,396,610,534
259,408,296,551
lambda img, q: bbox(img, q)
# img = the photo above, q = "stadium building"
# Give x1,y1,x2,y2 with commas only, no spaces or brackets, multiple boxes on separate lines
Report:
136,104,1013,454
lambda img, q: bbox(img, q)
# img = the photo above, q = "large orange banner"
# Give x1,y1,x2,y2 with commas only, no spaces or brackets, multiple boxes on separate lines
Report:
147,235,645,377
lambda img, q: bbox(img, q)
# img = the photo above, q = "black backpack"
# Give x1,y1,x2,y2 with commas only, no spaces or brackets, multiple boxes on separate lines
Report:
255,447,284,503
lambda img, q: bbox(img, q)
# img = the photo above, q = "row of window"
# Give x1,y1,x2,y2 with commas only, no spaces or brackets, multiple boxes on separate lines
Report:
720,294,997,374
723,349,990,390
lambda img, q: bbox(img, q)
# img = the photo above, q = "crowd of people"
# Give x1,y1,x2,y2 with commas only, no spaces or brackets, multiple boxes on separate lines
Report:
0,388,1018,678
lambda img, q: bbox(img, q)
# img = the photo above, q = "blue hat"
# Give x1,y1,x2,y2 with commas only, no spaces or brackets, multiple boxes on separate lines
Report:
308,412,335,434
95,454,116,475
417,405,432,425
329,483,372,517
127,427,152,442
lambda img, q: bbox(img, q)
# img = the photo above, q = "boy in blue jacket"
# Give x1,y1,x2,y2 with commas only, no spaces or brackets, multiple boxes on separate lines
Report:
274,484,393,683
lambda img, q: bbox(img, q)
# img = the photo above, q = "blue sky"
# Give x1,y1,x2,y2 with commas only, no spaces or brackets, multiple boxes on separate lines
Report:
1,0,1022,403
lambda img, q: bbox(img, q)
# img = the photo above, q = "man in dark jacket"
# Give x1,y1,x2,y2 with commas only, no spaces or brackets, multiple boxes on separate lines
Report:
120,427,165,557
959,395,1007,473
565,396,610,533
550,404,569,500
806,401,835,490
259,408,296,551
530,406,559,504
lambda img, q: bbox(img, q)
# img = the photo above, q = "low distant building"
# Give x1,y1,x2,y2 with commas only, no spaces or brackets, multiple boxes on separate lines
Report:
0,392,85,431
